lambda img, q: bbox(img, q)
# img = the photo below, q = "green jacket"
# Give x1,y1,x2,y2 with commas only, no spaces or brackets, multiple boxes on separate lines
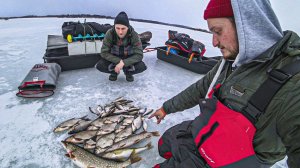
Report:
163,31,300,167
100,26,143,67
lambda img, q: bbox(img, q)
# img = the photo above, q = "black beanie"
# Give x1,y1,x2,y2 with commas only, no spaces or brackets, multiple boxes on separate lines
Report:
114,11,130,27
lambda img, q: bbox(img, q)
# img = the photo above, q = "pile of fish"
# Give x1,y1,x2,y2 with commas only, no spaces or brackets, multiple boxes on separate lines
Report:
54,97,159,168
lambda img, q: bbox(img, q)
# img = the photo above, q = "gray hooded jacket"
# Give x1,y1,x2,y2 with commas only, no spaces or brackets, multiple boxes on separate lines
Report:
162,0,300,167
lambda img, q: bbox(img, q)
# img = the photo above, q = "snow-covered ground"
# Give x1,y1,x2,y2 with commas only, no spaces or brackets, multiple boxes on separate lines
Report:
0,18,288,168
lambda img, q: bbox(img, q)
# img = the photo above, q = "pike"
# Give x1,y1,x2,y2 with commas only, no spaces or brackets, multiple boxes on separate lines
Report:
62,141,141,168
53,116,89,133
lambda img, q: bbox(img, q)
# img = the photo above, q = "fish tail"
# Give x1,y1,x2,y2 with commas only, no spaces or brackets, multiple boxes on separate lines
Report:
129,151,142,164
151,131,160,137
146,142,153,150
81,115,90,121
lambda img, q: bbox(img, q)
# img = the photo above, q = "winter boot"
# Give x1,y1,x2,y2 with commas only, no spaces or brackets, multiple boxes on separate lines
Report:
109,74,118,81
126,74,134,82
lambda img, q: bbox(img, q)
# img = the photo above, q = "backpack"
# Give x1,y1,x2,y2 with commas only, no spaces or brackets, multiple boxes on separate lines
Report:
165,30,206,63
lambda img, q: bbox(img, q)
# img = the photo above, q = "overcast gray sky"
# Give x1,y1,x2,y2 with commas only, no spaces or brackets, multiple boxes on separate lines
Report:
0,0,299,32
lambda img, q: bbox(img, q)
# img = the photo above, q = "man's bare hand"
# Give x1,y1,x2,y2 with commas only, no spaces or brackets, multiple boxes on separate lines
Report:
115,60,125,74
149,107,167,124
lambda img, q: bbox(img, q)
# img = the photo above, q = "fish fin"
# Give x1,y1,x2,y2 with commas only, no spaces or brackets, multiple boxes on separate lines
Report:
146,142,153,150
142,109,154,116
120,143,126,147
129,152,142,164
74,137,83,141
65,151,75,159
67,125,78,134
65,137,72,142
134,139,141,144
67,130,75,135
89,107,98,116
104,120,112,124
81,115,90,121
151,131,160,137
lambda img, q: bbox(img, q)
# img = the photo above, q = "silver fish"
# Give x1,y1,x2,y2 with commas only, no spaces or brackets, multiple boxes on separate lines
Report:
142,118,148,131
96,131,160,155
115,124,127,134
68,120,92,134
115,126,133,143
113,109,129,115
132,115,142,132
128,110,139,116
101,143,152,162
90,118,105,127
96,132,116,149
115,102,124,110
128,107,140,112
113,97,125,103
122,117,135,126
143,109,154,116
96,122,118,136
53,116,89,133
87,125,100,131
139,108,147,114
62,141,141,168
65,130,97,144
103,115,125,124
100,106,115,118
83,139,96,150
119,100,134,105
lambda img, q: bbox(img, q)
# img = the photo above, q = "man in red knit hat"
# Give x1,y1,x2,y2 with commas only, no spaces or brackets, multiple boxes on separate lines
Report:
151,0,300,167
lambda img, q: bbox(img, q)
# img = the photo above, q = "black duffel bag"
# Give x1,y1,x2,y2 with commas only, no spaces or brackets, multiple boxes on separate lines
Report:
62,21,112,39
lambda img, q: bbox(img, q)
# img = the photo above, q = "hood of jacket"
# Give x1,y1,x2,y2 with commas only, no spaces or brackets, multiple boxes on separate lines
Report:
231,0,283,67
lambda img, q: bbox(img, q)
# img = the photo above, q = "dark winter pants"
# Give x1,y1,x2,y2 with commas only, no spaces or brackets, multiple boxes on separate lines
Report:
155,121,209,168
95,58,147,75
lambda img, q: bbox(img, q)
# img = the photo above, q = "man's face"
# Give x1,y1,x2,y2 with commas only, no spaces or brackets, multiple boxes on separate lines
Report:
207,18,239,60
115,24,128,39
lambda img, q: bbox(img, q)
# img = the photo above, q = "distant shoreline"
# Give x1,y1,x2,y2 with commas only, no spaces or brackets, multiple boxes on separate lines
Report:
0,14,210,33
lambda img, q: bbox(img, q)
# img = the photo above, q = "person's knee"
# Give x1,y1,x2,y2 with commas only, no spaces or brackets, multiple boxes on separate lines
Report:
131,61,147,74
136,61,147,71
95,59,109,72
